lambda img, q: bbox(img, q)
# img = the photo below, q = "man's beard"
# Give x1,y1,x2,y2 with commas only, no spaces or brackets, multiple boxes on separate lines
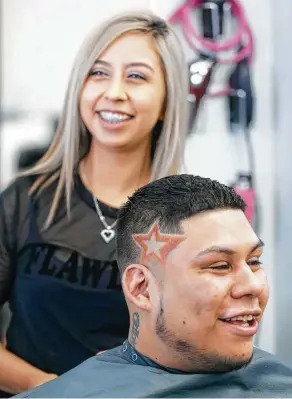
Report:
155,303,253,373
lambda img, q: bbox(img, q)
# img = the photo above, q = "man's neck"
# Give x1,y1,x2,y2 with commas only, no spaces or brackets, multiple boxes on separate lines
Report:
82,139,151,208
128,330,254,374
127,329,185,371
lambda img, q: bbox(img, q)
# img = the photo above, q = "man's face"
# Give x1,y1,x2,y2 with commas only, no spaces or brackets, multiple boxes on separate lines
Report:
155,209,269,373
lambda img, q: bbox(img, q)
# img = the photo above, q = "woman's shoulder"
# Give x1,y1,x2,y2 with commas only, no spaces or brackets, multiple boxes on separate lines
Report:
0,176,36,244
0,174,57,216
1,174,59,201
1,174,34,202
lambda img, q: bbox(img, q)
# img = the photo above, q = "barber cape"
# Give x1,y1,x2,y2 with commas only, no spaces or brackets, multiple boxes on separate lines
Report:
15,341,292,398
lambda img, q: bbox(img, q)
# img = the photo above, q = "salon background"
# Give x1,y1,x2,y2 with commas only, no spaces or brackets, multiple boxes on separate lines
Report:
1,0,291,366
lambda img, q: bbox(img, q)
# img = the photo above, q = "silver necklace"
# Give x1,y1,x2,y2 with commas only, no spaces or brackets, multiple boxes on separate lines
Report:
83,162,118,244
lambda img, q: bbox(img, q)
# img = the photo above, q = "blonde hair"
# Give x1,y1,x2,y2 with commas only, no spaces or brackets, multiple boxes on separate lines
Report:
21,10,189,228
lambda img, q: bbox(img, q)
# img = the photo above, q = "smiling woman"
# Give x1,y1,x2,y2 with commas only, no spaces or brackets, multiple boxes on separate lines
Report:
0,10,189,397
79,32,166,158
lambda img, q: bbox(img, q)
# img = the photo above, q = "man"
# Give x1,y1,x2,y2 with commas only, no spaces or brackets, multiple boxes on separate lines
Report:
15,175,292,397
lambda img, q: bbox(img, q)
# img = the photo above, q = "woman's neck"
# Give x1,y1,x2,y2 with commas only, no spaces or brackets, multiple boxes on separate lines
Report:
81,140,151,208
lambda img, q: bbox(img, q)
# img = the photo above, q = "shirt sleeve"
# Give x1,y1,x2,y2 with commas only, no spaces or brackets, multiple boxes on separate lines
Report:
0,179,21,306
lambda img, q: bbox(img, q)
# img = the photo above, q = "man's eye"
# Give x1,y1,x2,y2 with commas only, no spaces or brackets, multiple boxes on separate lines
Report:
208,264,231,271
248,259,262,268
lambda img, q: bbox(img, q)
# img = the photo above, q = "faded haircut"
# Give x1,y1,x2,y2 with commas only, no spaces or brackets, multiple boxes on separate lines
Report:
116,174,246,274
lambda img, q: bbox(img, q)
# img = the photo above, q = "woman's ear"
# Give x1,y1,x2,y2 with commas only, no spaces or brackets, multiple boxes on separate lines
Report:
122,264,153,311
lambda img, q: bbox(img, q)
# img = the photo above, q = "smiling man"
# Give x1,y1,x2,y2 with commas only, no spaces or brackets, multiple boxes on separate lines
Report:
15,175,292,397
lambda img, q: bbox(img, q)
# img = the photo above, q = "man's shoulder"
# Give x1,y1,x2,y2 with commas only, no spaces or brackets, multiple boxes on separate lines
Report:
251,346,292,371
14,346,136,398
235,347,292,393
14,347,292,398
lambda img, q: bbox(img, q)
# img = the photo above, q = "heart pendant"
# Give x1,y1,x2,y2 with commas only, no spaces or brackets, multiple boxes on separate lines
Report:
100,229,115,243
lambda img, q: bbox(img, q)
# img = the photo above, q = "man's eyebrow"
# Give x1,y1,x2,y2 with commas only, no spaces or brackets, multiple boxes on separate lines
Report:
93,60,154,72
250,239,265,253
194,239,265,258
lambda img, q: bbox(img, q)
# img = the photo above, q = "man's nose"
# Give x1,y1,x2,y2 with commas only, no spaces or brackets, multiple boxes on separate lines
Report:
231,264,267,299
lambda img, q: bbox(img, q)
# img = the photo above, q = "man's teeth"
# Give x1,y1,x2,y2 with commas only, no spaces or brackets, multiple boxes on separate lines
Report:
225,315,254,322
99,111,131,123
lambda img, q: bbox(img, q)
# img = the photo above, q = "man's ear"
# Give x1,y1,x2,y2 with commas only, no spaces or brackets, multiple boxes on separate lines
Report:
122,264,153,311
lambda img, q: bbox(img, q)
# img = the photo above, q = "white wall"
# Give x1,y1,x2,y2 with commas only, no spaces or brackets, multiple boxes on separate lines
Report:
1,0,276,353
273,0,292,366
2,0,152,113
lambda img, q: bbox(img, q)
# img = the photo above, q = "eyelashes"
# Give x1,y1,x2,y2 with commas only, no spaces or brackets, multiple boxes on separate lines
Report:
88,70,107,77
210,265,230,271
88,69,146,80
248,260,262,266
128,73,146,80
207,259,262,271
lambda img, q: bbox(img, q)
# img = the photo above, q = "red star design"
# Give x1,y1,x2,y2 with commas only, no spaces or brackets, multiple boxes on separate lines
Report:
132,221,185,264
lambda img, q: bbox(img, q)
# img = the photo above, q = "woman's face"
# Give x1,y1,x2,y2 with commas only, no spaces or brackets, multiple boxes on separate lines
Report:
79,32,166,150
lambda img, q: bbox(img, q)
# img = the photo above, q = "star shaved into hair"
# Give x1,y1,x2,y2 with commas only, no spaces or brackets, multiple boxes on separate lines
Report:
132,221,185,264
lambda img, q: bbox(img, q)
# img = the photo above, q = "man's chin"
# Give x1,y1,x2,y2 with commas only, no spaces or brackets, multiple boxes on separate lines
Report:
184,348,254,374
202,352,253,373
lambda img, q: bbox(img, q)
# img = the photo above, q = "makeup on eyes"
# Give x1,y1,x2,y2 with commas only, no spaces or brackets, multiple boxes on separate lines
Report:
88,68,149,82
90,59,154,76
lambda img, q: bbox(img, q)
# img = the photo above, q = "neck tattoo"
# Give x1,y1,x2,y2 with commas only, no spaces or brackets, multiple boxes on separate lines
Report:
130,312,140,347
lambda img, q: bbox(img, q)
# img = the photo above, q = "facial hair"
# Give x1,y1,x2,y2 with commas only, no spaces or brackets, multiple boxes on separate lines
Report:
155,301,253,373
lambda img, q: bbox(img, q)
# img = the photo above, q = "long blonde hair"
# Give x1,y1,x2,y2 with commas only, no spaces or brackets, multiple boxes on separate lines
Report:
21,10,189,228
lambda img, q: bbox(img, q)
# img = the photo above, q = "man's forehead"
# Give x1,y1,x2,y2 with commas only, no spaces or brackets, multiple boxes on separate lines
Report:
180,209,259,253
181,208,252,232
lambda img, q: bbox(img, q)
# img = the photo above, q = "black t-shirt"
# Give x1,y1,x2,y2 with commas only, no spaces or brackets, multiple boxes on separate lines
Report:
0,171,129,377
14,341,292,398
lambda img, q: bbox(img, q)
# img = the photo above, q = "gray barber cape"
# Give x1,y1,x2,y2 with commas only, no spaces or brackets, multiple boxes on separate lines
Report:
15,341,292,398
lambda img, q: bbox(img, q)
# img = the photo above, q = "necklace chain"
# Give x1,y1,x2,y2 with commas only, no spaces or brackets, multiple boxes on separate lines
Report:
83,161,117,243
91,195,118,230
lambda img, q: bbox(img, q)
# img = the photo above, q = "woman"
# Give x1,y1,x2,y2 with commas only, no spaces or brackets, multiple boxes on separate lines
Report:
0,10,189,395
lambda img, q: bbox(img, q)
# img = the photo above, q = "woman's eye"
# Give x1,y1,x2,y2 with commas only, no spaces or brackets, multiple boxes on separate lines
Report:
89,70,108,77
128,73,145,80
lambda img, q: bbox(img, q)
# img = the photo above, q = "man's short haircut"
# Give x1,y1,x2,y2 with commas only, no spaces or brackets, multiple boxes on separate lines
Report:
116,174,246,274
